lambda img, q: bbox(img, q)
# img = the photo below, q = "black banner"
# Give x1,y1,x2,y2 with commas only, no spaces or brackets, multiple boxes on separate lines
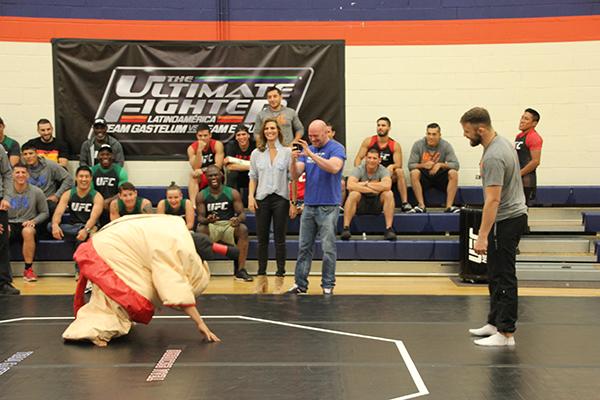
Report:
52,39,345,160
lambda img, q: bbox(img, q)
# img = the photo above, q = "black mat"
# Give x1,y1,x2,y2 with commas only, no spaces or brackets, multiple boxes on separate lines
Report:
450,276,600,289
1,295,600,400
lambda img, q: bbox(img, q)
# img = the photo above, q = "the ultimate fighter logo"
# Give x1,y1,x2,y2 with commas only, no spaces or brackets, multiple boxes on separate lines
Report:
94,67,314,144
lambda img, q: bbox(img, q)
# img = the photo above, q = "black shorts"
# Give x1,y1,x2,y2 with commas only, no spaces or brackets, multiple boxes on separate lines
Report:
357,194,383,215
8,223,38,243
419,168,449,191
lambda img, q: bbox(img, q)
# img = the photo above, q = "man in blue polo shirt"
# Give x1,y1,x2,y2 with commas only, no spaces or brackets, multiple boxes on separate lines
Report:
287,120,346,295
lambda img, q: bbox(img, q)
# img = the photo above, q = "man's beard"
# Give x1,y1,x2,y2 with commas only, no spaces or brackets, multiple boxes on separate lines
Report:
377,131,387,137
469,135,481,147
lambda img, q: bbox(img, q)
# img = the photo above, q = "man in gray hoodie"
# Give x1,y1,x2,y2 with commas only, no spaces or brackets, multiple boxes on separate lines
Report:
6,163,49,282
22,142,73,216
408,123,460,213
79,118,125,167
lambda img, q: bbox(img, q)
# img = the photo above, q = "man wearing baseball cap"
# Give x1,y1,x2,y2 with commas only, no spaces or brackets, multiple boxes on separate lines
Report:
79,117,125,167
91,144,128,225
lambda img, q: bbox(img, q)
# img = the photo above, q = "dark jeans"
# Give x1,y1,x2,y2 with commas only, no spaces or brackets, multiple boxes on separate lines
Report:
0,210,12,285
486,213,528,334
256,194,289,276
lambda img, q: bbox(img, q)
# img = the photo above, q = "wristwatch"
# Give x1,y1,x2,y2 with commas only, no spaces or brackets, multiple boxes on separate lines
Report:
290,200,297,206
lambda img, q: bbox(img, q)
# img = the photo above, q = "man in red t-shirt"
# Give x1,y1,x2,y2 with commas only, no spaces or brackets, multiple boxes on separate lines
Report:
187,123,224,206
514,108,543,205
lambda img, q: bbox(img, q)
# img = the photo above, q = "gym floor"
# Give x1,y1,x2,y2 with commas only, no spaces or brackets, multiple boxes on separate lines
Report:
1,282,599,400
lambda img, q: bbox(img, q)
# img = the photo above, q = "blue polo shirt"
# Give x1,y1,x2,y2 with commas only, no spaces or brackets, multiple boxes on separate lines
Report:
299,139,346,206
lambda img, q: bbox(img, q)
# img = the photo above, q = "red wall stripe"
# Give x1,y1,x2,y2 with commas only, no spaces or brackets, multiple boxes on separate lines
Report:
1,16,599,45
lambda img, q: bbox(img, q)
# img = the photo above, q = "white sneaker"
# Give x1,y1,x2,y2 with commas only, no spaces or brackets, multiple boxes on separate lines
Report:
469,324,498,336
474,332,515,346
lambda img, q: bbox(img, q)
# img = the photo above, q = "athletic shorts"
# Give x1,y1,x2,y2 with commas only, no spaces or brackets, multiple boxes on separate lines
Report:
356,194,383,215
419,168,450,192
207,220,236,245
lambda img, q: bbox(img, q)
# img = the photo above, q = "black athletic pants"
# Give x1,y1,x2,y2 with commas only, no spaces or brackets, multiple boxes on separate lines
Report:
486,213,528,333
0,210,13,285
256,194,289,276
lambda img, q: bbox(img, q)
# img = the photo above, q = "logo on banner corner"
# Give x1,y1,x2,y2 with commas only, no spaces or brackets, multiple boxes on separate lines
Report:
93,67,314,144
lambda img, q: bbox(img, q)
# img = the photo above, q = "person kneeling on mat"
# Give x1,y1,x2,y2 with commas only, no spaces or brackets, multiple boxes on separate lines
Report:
62,214,239,347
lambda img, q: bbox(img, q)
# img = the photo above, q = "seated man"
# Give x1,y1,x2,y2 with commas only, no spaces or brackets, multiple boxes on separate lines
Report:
196,165,251,282
0,117,21,166
156,182,195,230
6,163,49,282
408,123,460,213
24,118,69,167
109,182,153,221
187,123,224,206
91,144,128,224
224,125,254,206
341,148,396,241
50,166,104,263
22,142,73,216
354,117,412,212
62,214,226,346
80,118,125,167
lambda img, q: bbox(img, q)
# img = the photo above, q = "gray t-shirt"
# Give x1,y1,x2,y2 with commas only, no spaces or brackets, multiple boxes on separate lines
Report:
350,164,390,182
254,106,304,146
5,184,49,224
481,135,527,222
408,137,460,171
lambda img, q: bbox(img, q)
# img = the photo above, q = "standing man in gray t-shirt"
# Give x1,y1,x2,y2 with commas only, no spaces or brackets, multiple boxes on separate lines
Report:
461,107,527,347
254,86,304,146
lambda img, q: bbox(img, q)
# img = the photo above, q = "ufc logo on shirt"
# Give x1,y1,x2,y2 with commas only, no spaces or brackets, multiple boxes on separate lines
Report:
514,142,523,150
96,177,116,186
71,203,92,212
207,202,228,212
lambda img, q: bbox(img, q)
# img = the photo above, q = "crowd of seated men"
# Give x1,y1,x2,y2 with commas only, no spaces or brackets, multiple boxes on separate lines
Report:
0,100,543,291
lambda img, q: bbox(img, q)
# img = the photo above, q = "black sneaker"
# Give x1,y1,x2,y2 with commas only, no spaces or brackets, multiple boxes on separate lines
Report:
285,285,307,295
0,282,20,296
407,206,426,214
234,269,254,282
384,228,397,241
445,206,461,213
340,228,351,241
401,202,413,212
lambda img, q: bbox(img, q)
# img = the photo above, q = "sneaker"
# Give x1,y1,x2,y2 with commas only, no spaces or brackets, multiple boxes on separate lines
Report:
383,228,397,241
23,268,38,282
234,269,254,282
469,324,498,336
474,332,515,346
0,282,20,295
407,205,426,214
322,287,334,295
285,285,307,295
401,202,413,212
445,206,461,214
340,228,351,241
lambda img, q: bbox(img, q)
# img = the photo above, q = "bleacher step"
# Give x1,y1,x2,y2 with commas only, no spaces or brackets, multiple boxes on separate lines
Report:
519,237,593,253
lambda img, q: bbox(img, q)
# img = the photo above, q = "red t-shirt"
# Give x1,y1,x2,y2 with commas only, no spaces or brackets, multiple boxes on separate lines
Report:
190,139,218,190
515,129,543,151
